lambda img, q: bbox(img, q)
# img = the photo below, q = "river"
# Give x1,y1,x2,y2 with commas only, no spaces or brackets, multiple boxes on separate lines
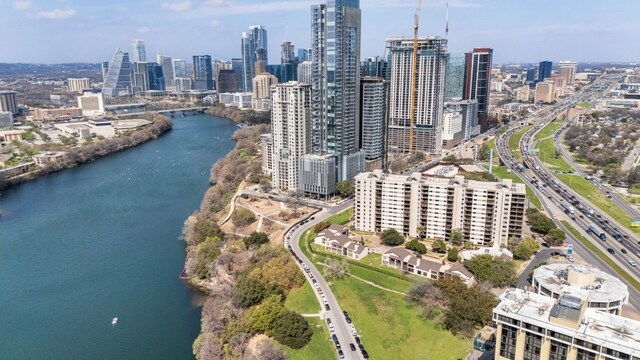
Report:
0,114,238,359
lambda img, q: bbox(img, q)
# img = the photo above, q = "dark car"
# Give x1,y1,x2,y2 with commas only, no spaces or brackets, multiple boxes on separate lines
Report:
621,248,628,254
335,341,341,350
325,303,330,311
359,343,365,352
607,248,615,255
345,317,351,324
338,349,344,359
343,310,349,317
349,343,356,351
332,334,338,342
326,318,331,324
362,350,370,359
354,336,361,344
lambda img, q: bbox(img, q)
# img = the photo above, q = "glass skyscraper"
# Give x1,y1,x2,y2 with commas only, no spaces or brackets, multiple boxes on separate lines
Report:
361,56,389,81
157,54,175,91
444,53,465,100
231,58,244,92
102,49,133,98
172,59,187,78
131,40,146,63
147,62,165,91
240,25,268,93
306,0,364,183
538,61,552,82
193,55,213,90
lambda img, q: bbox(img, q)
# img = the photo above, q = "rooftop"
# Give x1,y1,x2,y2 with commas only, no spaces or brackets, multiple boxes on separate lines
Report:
495,289,640,357
532,263,629,304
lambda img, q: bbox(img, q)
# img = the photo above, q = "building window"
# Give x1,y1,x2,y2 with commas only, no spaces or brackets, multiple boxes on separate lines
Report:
549,340,568,360
603,348,630,360
576,348,597,360
499,324,518,360
523,332,542,360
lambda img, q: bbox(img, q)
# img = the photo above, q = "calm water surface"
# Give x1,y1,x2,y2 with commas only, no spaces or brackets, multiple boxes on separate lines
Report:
0,114,237,359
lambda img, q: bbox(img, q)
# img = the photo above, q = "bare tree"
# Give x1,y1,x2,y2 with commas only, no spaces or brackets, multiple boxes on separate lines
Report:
323,258,349,280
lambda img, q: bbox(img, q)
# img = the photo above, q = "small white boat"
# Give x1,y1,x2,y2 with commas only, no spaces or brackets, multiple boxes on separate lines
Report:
112,317,118,325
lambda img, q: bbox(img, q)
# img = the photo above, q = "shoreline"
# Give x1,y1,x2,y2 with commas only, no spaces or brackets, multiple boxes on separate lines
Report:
0,115,172,191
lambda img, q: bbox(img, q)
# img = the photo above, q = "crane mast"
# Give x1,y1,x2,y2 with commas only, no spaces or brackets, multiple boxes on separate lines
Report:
408,0,422,154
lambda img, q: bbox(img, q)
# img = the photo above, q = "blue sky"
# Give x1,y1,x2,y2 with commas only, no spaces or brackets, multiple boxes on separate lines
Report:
0,0,639,64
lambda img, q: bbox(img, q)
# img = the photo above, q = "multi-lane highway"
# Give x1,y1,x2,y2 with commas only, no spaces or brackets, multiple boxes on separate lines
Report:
495,77,640,310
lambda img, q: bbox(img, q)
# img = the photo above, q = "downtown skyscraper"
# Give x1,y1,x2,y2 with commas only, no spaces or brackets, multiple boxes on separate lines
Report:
386,37,447,154
303,0,363,188
131,40,146,63
193,55,213,90
463,48,493,132
102,49,133,98
241,25,268,92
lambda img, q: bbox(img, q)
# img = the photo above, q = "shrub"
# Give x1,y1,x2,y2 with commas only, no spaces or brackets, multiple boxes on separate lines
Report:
232,208,256,227
244,232,269,249
432,239,447,254
463,254,516,287
447,247,459,262
381,228,404,246
405,239,427,254
314,220,331,233
271,311,313,349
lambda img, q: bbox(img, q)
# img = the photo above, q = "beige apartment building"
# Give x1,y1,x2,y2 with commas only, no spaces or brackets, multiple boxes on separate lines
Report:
493,288,639,360
535,81,556,104
354,170,526,246
252,72,278,111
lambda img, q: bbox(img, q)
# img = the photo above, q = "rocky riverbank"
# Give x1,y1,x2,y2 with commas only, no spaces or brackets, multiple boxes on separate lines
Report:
0,115,172,190
181,123,315,360
205,104,270,125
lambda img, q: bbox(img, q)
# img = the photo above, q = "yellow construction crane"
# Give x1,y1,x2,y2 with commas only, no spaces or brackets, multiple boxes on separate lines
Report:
408,0,422,154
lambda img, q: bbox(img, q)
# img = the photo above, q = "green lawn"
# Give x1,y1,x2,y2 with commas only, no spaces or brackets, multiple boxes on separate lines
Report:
561,221,640,292
491,165,542,209
284,317,336,360
556,174,640,236
578,101,591,109
349,253,413,293
327,208,354,225
509,125,533,161
534,120,565,141
536,138,573,171
330,276,472,360
286,280,321,314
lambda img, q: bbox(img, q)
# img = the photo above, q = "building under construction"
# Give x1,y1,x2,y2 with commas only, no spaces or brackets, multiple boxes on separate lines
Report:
386,37,447,154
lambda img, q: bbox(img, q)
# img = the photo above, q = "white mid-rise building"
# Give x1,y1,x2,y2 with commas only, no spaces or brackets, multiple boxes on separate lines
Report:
535,81,555,104
297,61,312,85
77,93,105,117
218,92,252,109
67,78,91,93
252,73,278,112
271,82,311,191
559,60,577,85
355,171,526,246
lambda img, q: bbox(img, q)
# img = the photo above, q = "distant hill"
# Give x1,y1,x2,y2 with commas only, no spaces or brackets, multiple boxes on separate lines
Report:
0,63,102,82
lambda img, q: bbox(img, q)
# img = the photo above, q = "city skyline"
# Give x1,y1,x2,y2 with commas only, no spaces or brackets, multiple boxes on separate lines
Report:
2,0,639,64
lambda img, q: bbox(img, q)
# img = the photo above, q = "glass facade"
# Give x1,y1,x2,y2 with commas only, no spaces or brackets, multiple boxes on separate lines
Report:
499,324,518,360
192,55,213,90
102,49,132,98
444,53,465,100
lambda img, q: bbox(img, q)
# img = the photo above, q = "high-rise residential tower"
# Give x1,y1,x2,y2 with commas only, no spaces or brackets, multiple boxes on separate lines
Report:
305,0,363,185
297,61,312,85
249,25,268,63
157,54,175,91
538,60,553,82
271,82,312,191
192,55,213,91
231,58,244,92
297,48,310,62
444,53,465,100
0,90,18,115
359,77,388,171
463,48,493,132
559,60,577,84
102,49,133,98
131,40,146,63
387,37,447,154
281,41,296,64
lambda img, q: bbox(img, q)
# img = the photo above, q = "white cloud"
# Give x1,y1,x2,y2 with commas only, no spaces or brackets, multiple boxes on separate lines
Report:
161,0,192,11
363,0,479,9
205,20,223,30
13,0,32,10
34,9,77,20
200,0,313,15
138,26,151,33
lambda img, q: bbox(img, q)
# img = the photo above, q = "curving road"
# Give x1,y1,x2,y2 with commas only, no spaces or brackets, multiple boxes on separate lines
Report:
285,200,364,360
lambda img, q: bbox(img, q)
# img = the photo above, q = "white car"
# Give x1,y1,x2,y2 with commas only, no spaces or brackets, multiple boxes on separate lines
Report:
566,255,574,262
629,260,637,267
